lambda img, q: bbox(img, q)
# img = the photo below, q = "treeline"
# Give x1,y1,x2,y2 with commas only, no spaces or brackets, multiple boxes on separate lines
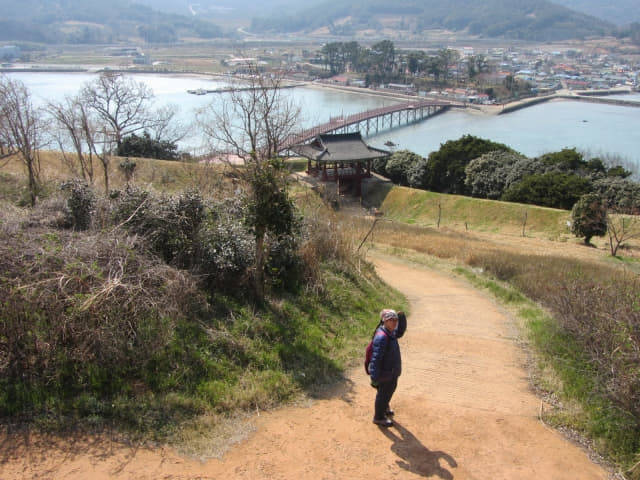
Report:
251,0,614,41
0,0,223,43
315,40,531,99
318,41,463,85
375,135,640,213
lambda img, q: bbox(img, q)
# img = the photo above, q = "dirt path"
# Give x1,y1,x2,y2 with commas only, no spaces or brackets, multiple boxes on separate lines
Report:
0,255,610,479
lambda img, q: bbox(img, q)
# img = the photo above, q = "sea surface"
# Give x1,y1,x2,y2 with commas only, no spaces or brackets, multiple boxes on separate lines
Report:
7,71,640,171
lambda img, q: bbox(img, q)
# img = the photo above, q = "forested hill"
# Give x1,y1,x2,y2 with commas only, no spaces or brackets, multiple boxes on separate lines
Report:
0,0,628,44
250,0,616,41
554,0,640,25
0,0,225,44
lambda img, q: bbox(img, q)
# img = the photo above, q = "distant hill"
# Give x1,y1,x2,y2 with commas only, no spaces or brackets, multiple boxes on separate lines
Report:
0,0,225,44
133,0,312,28
0,0,627,45
250,0,616,42
553,0,640,26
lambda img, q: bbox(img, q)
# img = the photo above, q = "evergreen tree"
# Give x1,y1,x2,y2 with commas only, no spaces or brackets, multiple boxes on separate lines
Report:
570,193,607,244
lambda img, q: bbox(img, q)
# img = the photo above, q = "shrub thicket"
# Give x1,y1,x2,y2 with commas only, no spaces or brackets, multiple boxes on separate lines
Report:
0,226,204,421
0,180,403,434
422,135,512,194
593,177,640,214
501,172,592,209
382,140,639,214
464,150,525,199
383,150,425,187
116,131,180,161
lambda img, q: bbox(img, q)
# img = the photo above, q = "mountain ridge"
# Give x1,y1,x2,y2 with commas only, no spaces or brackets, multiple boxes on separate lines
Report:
0,0,633,44
250,0,617,42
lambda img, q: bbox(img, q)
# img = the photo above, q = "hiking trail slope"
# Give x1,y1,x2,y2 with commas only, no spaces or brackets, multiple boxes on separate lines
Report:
0,254,610,479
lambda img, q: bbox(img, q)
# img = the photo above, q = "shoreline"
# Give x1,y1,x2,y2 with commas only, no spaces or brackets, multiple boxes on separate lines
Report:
5,66,636,116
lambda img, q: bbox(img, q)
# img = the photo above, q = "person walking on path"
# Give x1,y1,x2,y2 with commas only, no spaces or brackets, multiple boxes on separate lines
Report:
369,309,407,427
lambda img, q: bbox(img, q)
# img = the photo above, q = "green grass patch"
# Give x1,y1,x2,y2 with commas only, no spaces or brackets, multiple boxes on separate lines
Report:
371,184,573,240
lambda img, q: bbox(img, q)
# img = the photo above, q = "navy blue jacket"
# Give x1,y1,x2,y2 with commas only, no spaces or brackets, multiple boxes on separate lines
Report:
369,312,407,382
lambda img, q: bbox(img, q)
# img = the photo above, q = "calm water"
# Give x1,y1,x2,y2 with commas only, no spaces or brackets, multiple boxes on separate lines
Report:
7,71,640,169
368,100,640,167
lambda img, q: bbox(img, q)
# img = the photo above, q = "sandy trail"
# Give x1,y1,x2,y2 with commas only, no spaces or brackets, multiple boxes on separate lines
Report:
0,254,610,479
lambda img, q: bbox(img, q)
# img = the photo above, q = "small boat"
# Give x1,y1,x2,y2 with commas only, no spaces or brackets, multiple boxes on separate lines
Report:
187,88,207,95
384,140,396,147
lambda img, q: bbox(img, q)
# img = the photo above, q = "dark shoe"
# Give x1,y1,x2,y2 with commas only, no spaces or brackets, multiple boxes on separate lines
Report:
373,417,393,427
385,409,395,417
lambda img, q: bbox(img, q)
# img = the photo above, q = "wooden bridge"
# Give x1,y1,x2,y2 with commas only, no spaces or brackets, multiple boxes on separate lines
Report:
281,98,454,150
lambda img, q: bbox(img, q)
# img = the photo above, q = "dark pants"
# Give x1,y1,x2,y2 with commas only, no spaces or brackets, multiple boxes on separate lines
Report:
374,377,398,419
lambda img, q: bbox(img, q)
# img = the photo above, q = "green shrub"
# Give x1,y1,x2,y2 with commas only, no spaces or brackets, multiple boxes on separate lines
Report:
593,177,640,213
194,200,255,291
465,150,525,199
570,193,607,244
61,179,96,230
502,172,592,209
423,135,513,194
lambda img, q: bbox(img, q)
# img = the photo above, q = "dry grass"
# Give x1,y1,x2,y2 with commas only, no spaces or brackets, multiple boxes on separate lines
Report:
169,412,257,461
2,151,236,198
361,181,640,265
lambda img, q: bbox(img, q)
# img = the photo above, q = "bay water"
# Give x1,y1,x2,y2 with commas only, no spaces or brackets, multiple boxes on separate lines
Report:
7,71,640,171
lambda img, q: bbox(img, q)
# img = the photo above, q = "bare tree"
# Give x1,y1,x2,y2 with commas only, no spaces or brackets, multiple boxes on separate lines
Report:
48,96,97,185
607,211,640,256
76,72,189,192
197,66,301,299
150,103,189,146
80,71,157,151
198,68,301,164
48,93,114,194
0,74,44,206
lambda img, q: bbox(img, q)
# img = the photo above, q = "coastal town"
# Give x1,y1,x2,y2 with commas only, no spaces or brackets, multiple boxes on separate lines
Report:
2,38,639,106
280,42,640,104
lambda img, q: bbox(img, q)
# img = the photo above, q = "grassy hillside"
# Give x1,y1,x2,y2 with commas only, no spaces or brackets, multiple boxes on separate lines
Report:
379,186,572,240
0,154,407,449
